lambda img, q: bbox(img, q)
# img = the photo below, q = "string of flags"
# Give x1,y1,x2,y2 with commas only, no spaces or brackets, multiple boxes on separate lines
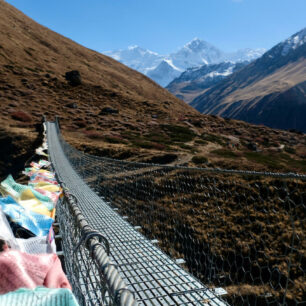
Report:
0,125,79,305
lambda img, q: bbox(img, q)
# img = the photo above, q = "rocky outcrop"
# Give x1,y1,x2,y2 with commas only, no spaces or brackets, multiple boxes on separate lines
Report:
99,107,119,115
65,70,82,86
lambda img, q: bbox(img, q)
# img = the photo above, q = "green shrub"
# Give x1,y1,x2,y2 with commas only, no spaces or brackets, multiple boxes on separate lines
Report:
178,143,193,150
121,131,140,139
244,151,306,171
284,146,296,154
278,153,306,171
143,132,170,144
25,66,37,72
83,130,103,139
195,139,208,145
151,143,166,150
201,133,225,145
132,140,157,149
192,156,208,164
74,120,86,128
161,124,196,142
244,152,282,169
104,135,127,144
211,149,238,158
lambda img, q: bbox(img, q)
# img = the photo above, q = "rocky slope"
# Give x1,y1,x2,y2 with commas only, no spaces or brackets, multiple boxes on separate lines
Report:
167,61,248,103
191,28,306,132
0,0,305,176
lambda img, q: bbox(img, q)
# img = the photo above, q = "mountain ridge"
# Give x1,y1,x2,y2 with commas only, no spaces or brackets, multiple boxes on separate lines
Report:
190,27,306,132
167,61,249,103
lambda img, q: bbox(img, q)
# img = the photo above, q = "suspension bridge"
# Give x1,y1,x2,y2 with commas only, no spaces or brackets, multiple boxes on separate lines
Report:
47,118,305,305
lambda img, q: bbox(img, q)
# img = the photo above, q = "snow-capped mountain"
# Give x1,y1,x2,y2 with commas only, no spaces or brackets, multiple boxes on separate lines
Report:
104,45,163,74
169,61,248,84
281,27,306,56
167,61,249,103
147,60,182,87
190,27,306,132
168,38,224,69
103,39,265,87
226,48,267,62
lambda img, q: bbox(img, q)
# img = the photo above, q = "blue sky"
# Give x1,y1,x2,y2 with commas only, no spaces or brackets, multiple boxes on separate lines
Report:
7,0,306,54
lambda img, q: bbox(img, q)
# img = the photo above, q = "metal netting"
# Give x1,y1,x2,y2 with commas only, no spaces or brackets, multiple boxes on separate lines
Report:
56,191,138,306
47,123,138,306
53,119,305,305
57,194,108,305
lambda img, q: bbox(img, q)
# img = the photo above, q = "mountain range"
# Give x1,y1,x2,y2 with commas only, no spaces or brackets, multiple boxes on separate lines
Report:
166,61,249,103
190,27,306,132
104,40,265,86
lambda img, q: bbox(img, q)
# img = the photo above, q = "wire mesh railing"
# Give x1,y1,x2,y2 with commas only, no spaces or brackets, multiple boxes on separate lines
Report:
55,192,138,306
54,118,305,305
48,121,138,306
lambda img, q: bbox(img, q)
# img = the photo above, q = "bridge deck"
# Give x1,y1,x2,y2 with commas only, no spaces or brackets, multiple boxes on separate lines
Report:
47,122,227,305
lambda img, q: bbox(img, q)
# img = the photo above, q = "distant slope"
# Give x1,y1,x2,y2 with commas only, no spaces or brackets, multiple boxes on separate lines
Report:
191,28,306,132
167,61,248,103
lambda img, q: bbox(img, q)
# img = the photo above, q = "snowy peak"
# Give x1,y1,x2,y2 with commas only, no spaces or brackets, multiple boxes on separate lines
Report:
227,48,266,62
104,46,163,74
160,59,182,72
170,38,224,69
184,38,217,52
280,27,306,56
126,45,159,56
147,60,182,87
175,38,265,67
105,45,152,57
127,45,139,50
103,38,265,86
149,60,179,74
179,61,246,83
167,61,249,102
263,27,306,60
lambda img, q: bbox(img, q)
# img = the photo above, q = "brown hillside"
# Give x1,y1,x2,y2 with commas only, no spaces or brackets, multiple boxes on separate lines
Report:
0,0,195,116
0,0,305,176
